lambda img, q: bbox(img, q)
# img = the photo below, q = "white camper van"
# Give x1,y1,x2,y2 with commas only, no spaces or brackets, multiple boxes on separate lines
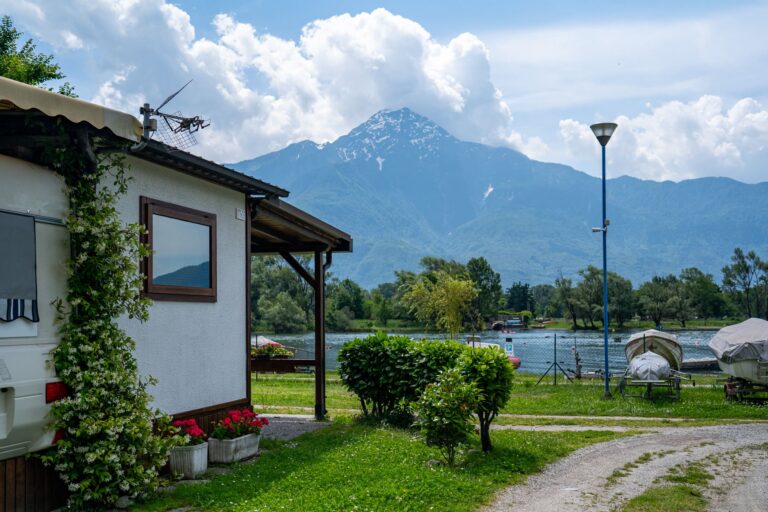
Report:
0,156,70,461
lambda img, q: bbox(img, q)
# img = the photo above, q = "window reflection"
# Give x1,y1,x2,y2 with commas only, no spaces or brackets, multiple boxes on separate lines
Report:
151,214,211,288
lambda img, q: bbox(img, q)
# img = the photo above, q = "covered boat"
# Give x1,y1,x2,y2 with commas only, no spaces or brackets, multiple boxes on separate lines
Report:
708,318,768,385
625,329,683,375
628,352,672,380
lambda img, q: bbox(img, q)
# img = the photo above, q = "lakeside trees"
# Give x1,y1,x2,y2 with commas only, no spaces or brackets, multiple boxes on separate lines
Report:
251,246,768,333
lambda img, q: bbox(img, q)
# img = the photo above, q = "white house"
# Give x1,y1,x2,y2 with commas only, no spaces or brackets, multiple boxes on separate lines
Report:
0,77,351,511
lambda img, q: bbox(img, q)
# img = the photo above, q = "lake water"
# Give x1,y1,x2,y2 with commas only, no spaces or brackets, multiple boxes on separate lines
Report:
255,329,718,375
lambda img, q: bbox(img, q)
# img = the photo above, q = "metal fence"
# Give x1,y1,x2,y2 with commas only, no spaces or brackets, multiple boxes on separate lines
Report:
268,330,721,382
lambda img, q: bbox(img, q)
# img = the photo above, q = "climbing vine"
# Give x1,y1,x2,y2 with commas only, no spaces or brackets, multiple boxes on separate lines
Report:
40,132,177,510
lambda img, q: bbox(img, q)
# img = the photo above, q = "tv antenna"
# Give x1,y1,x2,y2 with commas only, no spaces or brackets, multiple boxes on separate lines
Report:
137,80,210,150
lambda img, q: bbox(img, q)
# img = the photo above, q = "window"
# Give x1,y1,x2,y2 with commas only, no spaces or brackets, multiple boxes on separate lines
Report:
140,197,216,302
0,210,39,338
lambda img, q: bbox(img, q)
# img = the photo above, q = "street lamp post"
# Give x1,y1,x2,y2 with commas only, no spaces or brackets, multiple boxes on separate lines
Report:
590,122,618,400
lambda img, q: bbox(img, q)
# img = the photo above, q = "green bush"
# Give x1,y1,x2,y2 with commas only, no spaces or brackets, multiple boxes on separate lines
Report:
458,346,514,452
338,333,414,419
408,339,468,397
414,368,479,467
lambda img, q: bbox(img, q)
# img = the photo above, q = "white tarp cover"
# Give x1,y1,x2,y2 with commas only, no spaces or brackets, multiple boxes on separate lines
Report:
0,76,141,142
629,351,671,381
708,318,768,363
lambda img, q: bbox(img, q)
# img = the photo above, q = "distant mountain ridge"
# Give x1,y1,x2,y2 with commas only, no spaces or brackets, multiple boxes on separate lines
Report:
232,108,768,289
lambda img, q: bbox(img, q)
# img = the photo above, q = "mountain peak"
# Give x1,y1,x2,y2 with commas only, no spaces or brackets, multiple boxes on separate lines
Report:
336,107,456,163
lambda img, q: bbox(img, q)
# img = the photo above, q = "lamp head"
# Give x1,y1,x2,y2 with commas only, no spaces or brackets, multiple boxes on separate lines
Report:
590,122,618,147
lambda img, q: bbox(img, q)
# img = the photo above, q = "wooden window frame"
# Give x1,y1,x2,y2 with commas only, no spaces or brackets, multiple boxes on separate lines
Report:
140,196,217,302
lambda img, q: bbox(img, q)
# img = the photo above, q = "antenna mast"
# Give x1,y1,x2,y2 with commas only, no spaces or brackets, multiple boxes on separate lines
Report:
138,80,210,150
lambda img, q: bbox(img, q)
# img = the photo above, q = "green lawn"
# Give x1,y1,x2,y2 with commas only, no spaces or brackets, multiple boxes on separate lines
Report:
132,421,629,512
252,372,768,421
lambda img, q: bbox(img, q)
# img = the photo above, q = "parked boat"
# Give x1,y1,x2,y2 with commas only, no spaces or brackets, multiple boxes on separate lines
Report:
625,329,683,372
709,318,768,385
628,352,672,380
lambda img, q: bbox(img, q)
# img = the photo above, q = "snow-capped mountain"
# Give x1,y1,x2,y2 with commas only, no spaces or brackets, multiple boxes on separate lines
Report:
233,108,768,288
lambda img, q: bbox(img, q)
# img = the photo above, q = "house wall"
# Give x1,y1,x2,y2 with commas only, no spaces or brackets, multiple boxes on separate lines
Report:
118,156,248,414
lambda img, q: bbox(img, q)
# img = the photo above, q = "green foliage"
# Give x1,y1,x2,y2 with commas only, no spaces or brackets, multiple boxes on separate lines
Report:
506,281,533,312
637,275,675,328
0,16,75,95
414,368,479,466
458,346,514,452
403,270,477,339
467,256,503,319
258,291,306,333
40,148,175,509
722,247,768,319
337,333,414,419
408,339,468,392
251,256,313,328
326,306,353,331
327,278,366,319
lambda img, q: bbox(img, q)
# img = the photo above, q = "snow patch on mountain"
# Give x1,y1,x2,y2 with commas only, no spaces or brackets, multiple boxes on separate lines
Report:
483,184,494,201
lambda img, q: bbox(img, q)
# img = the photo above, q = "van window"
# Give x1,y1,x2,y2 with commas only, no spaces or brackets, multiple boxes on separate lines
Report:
0,211,39,329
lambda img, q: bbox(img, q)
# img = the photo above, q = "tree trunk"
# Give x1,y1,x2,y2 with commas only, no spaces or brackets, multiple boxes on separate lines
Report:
479,415,493,452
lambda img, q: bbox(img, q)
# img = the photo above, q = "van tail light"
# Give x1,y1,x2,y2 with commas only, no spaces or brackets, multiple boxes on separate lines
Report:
45,381,69,403
52,430,65,445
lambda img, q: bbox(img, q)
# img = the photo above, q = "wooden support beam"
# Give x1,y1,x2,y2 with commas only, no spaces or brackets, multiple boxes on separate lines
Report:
279,251,316,287
314,250,327,420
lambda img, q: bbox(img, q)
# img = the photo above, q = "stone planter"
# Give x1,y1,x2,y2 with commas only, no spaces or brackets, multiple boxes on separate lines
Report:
169,442,208,479
208,433,261,463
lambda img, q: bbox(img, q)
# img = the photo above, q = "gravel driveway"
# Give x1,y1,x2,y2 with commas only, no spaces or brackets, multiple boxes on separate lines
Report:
484,423,768,512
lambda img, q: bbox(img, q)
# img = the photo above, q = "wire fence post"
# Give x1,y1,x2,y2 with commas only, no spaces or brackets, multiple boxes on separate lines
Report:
553,332,558,386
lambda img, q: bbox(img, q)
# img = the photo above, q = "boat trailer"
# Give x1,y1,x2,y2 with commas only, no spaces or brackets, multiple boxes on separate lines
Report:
723,377,768,402
616,369,691,400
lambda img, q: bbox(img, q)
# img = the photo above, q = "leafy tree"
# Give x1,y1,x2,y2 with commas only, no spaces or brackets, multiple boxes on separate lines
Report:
466,257,503,320
531,284,559,317
419,256,467,277
258,292,306,333
414,368,479,467
573,266,603,329
404,271,477,339
666,275,695,327
680,267,726,321
554,274,578,329
505,281,533,312
370,289,392,326
0,16,75,95
722,248,768,319
391,270,418,321
327,278,366,319
608,271,634,328
637,275,675,328
251,256,314,326
457,346,513,452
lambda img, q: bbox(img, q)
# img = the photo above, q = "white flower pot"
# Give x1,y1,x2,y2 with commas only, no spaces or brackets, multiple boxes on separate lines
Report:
169,442,208,479
208,433,261,463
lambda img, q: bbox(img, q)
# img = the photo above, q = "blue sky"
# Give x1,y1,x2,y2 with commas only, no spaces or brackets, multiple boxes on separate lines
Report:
3,0,768,182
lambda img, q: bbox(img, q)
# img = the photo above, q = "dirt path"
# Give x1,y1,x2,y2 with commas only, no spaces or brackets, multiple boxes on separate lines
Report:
483,424,768,512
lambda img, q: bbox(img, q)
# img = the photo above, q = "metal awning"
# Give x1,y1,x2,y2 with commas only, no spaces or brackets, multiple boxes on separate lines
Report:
0,76,142,142
250,197,352,253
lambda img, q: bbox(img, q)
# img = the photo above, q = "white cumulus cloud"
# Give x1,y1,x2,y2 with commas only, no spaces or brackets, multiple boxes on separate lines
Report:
559,96,768,182
2,2,539,163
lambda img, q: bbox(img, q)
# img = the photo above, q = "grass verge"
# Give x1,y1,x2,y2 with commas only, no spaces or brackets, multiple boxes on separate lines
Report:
132,421,631,512
622,485,707,512
252,372,768,421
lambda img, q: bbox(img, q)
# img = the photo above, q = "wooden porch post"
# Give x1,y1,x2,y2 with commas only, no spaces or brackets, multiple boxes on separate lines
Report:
313,250,326,420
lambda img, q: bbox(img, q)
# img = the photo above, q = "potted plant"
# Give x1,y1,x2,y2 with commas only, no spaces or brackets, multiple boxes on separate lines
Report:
208,408,269,463
168,419,208,479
